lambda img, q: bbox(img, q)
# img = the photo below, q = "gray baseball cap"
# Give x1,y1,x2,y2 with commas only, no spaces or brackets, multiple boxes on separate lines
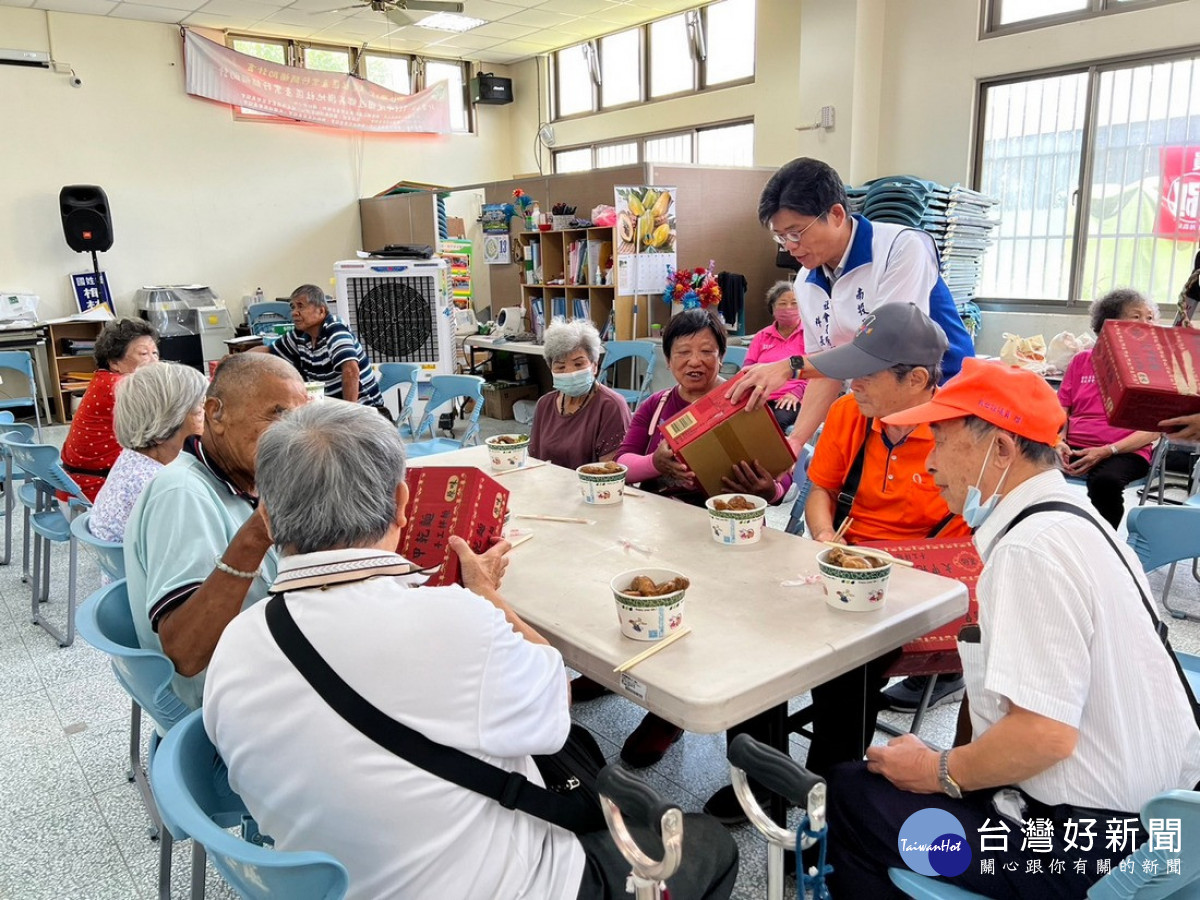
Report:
807,302,948,380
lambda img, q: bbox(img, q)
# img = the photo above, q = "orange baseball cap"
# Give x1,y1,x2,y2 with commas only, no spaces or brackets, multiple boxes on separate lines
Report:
882,357,1065,445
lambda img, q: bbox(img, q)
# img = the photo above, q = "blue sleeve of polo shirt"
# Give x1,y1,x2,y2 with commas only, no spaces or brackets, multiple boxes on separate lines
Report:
137,482,240,633
269,332,300,365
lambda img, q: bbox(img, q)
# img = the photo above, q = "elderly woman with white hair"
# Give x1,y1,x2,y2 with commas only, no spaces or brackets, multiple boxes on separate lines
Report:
88,361,208,544
528,319,631,470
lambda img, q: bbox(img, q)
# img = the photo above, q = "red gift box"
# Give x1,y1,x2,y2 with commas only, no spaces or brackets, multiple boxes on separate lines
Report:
659,370,797,498
860,537,982,673
397,467,509,587
1093,320,1200,432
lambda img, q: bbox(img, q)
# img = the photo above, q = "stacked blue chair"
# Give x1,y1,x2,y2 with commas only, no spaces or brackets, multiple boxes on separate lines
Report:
155,709,350,900
599,340,657,410
0,416,34,567
76,580,192,900
0,350,44,439
246,301,291,336
0,434,90,646
405,374,485,457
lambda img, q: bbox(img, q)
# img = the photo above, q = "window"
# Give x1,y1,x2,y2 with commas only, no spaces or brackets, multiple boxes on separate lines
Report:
425,60,469,133
703,0,755,87
226,33,470,132
553,121,754,173
553,148,593,173
600,30,641,107
302,46,350,73
976,50,1200,306
362,52,411,95
984,0,1181,36
649,15,693,98
551,0,754,119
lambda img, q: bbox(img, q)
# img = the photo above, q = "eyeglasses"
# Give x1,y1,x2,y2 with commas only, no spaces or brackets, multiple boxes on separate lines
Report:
771,214,826,247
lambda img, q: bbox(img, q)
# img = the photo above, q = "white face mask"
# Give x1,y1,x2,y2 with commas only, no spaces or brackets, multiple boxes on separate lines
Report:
961,436,1011,529
553,368,595,397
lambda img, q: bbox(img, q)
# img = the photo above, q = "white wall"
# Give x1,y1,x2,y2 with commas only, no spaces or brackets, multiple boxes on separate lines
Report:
0,7,516,322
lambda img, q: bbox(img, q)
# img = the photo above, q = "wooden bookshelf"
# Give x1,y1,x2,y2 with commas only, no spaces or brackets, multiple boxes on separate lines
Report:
46,320,104,423
515,226,618,340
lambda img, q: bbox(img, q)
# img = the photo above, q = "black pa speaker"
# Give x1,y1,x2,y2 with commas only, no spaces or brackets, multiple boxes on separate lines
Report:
59,185,114,253
470,73,513,105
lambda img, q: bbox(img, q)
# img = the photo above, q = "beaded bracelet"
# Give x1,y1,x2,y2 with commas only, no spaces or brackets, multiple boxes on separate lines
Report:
213,555,261,580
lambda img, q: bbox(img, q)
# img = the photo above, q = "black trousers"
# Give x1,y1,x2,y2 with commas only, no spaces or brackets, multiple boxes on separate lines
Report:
826,761,1142,899
727,649,901,781
576,814,739,900
767,399,799,432
1075,451,1150,529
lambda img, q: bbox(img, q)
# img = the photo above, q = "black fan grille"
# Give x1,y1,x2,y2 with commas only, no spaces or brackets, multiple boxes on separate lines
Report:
347,276,437,362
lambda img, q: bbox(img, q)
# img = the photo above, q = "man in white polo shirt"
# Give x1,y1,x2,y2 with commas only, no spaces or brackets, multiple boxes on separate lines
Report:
825,359,1200,898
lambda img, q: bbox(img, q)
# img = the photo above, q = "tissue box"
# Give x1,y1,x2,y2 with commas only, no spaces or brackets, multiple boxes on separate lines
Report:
1093,320,1200,431
397,467,509,586
660,369,796,498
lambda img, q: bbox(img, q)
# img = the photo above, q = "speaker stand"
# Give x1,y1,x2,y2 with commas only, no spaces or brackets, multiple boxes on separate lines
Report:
90,250,101,278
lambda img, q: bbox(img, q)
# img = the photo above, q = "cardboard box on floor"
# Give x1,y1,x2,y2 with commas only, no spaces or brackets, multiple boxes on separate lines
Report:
1093,319,1200,431
483,381,539,420
660,369,797,497
397,467,509,586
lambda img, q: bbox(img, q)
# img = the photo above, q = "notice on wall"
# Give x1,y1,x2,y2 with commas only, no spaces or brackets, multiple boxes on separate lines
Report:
614,185,677,295
483,234,511,265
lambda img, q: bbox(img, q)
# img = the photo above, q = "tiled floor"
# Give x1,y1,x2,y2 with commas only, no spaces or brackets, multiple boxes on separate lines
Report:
2,418,1197,898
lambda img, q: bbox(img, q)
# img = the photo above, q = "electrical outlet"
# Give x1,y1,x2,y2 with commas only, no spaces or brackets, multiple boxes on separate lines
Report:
820,106,835,129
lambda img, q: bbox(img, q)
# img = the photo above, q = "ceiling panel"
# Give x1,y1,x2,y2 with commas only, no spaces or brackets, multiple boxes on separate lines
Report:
33,0,117,14
109,3,196,21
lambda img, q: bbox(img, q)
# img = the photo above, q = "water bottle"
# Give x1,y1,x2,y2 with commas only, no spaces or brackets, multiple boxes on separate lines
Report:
254,287,265,303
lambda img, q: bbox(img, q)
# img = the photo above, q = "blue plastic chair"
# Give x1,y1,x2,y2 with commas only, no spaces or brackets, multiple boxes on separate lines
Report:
247,301,291,336
406,374,485,457
71,510,125,582
889,789,1200,899
0,435,90,646
0,350,43,439
784,443,815,537
1125,506,1200,621
76,580,192,900
0,417,33,567
599,340,657,409
155,709,350,900
722,345,749,372
376,362,421,436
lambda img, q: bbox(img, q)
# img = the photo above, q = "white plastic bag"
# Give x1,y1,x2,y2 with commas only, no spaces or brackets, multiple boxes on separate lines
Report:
1046,332,1083,372
999,332,1048,373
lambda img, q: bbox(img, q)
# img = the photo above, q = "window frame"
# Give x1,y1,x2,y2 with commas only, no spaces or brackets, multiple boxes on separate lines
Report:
971,44,1200,311
225,32,472,133
980,0,1187,40
552,118,755,173
550,0,755,121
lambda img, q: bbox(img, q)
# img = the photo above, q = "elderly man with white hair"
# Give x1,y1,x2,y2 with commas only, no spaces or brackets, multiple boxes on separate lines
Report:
88,361,208,544
203,401,739,900
265,283,386,411
529,318,631,471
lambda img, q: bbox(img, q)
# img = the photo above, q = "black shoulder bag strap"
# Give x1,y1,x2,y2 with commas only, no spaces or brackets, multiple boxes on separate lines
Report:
999,500,1200,730
264,593,581,832
833,418,872,530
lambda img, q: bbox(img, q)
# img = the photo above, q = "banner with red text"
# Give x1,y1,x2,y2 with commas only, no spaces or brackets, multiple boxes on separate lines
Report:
1156,145,1200,240
183,30,451,134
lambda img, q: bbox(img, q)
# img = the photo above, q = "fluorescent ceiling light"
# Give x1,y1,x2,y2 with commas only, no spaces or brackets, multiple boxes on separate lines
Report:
417,12,486,32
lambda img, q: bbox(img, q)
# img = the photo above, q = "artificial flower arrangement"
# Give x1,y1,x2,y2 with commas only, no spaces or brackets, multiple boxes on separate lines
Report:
511,188,533,213
663,262,722,310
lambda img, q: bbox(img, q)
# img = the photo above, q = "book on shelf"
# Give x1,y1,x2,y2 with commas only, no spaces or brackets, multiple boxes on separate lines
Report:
572,297,590,322
531,241,543,284
601,309,616,342
551,295,567,321
530,298,546,342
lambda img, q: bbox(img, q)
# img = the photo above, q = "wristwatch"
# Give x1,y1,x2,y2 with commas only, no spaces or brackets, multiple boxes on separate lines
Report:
938,749,962,799
788,355,806,380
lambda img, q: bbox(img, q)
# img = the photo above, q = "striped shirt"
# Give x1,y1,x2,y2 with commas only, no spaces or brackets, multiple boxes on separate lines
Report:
270,315,383,407
965,469,1200,811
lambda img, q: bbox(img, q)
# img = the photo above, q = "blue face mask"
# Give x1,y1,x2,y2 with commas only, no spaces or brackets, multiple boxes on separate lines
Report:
553,369,595,397
962,436,1011,529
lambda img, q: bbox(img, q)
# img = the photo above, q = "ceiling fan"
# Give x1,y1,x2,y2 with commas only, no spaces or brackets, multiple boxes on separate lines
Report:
317,0,464,27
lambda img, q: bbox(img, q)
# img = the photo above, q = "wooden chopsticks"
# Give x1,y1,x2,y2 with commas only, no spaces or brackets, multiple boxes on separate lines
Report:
613,627,692,673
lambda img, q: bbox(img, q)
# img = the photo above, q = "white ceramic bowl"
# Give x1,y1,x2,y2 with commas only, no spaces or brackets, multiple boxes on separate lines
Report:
609,567,688,642
485,434,530,470
705,493,768,545
576,462,627,505
816,547,892,612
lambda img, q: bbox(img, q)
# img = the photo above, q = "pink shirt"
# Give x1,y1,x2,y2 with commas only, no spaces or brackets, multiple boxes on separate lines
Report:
744,323,807,402
1058,349,1153,461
